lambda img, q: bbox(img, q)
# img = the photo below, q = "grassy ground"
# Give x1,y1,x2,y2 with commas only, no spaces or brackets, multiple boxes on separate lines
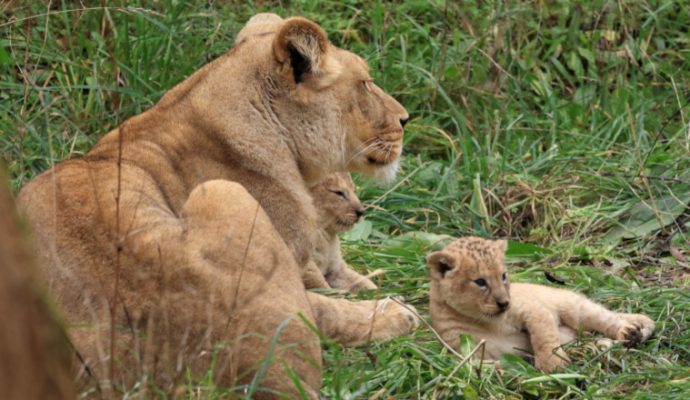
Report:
1,0,689,398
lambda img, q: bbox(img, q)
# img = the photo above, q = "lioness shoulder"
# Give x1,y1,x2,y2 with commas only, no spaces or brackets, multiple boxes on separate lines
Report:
303,172,377,291
427,237,655,373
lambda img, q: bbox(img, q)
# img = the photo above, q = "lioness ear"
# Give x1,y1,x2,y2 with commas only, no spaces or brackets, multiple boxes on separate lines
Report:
426,251,457,280
273,17,335,86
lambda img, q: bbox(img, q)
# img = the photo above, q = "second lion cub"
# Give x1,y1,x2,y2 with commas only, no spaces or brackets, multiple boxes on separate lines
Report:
427,237,655,372
303,173,378,291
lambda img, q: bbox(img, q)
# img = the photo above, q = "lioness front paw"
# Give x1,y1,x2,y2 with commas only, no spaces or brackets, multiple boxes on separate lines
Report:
367,297,420,340
616,314,654,347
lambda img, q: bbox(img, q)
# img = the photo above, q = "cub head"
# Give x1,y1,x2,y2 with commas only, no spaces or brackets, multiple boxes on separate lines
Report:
310,172,365,235
234,14,409,184
426,237,510,320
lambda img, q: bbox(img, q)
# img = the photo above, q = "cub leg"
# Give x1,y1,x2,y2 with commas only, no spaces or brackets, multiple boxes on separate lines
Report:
325,260,377,291
558,291,655,347
306,292,419,346
303,260,331,289
523,306,569,373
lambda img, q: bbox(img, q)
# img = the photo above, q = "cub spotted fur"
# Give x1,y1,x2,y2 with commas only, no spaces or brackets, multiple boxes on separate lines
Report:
303,172,377,291
428,237,655,373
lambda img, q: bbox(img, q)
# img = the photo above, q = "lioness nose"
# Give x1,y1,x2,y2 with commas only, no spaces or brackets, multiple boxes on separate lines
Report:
355,207,365,218
497,301,510,311
400,116,409,128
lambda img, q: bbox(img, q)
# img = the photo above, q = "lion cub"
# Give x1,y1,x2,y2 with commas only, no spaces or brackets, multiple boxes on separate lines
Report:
302,172,378,291
427,237,655,373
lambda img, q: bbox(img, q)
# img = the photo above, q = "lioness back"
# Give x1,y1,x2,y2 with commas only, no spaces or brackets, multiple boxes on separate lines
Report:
427,237,655,373
304,172,377,291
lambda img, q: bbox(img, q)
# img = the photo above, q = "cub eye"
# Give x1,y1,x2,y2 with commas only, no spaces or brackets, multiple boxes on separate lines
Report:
502,272,507,281
361,80,373,91
332,190,347,199
474,278,487,287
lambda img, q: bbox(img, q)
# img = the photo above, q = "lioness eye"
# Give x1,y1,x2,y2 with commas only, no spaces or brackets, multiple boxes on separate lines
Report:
474,278,487,287
361,80,373,91
502,272,507,281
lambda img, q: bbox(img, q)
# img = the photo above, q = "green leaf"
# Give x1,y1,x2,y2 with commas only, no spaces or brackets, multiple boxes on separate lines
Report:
417,161,444,187
383,231,454,250
498,353,532,374
443,65,459,80
470,173,490,224
577,47,595,64
506,241,553,259
463,384,480,400
343,219,372,241
458,333,475,356
606,188,690,244
671,229,690,252
0,46,10,66
522,373,588,384
567,51,584,79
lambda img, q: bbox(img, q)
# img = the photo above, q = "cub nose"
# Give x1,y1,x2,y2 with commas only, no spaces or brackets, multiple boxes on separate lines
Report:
497,301,510,311
355,207,365,218
400,115,409,128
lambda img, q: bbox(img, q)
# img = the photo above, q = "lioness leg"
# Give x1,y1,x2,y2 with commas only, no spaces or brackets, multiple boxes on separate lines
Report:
303,260,331,289
306,292,419,347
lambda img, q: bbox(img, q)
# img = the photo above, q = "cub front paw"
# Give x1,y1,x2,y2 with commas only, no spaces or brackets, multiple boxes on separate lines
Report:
535,349,569,373
347,275,378,291
616,315,654,348
368,297,420,340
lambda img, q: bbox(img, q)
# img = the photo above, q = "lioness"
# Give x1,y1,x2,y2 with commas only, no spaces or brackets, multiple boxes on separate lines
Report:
427,237,655,373
303,172,378,291
17,14,416,398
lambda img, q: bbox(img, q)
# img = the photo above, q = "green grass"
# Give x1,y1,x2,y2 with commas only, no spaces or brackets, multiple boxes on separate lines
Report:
1,0,689,398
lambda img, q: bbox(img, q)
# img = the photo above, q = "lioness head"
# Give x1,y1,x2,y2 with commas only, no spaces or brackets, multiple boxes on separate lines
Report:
310,172,365,235
231,14,409,183
426,237,510,319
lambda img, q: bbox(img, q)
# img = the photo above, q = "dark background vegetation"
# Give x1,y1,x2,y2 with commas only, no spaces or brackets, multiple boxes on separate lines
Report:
1,1,688,398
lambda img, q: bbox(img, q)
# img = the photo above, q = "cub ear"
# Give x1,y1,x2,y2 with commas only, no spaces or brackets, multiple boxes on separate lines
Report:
426,251,457,280
273,17,332,85
494,239,508,254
